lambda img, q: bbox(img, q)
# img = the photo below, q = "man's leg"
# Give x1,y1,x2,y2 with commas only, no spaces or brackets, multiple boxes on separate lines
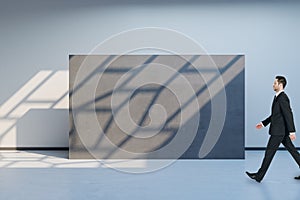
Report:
282,135,300,167
256,135,283,181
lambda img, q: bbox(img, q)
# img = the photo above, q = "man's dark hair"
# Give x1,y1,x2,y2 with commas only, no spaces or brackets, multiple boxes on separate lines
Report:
276,75,287,88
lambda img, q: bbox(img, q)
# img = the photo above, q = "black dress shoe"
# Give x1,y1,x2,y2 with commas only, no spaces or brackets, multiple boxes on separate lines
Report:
246,171,261,183
295,175,300,180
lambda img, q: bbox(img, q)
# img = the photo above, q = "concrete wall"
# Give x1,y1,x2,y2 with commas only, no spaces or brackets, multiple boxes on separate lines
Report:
69,55,244,159
1,0,300,148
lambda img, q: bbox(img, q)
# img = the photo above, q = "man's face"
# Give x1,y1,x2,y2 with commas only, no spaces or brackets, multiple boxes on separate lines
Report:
273,79,281,92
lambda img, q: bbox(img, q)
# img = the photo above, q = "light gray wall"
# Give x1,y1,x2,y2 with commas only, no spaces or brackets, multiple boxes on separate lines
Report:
1,0,299,147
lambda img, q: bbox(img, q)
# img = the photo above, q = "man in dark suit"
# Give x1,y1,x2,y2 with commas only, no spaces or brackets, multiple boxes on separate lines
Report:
246,76,300,182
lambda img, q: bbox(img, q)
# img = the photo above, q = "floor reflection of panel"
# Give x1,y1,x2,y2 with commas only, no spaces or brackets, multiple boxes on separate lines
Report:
69,55,245,159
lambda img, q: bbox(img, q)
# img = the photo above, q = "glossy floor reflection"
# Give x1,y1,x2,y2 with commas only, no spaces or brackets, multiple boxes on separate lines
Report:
0,151,299,200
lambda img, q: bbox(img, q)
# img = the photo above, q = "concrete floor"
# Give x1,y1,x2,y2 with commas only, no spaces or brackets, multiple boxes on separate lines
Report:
0,151,299,200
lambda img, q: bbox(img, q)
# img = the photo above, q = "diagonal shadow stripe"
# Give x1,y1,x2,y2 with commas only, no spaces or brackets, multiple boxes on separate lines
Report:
4,71,56,118
69,55,116,97
105,55,243,159
0,121,16,141
89,55,159,149
198,55,243,158
103,55,200,159
150,55,243,158
166,55,242,125
74,55,158,111
51,91,68,109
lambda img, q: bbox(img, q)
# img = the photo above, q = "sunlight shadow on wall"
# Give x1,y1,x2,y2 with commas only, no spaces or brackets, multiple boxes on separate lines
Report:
0,70,69,147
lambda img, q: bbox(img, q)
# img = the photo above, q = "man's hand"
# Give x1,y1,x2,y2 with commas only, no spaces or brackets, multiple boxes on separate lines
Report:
256,123,263,129
290,134,296,141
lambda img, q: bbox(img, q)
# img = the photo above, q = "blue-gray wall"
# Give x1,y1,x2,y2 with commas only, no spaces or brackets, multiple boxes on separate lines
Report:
1,0,300,147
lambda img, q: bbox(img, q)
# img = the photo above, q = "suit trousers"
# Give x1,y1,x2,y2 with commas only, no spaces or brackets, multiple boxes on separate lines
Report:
257,135,300,181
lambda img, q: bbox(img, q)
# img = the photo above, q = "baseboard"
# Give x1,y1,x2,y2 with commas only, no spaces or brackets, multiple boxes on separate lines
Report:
0,147,299,151
245,147,300,151
0,147,69,150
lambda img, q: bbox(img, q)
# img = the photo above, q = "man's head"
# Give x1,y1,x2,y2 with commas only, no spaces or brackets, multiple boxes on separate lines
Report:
273,75,287,92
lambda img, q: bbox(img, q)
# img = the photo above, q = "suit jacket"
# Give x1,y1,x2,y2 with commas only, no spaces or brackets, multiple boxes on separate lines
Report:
262,92,296,136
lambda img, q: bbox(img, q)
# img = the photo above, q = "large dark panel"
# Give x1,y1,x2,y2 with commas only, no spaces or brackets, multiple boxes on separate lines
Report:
69,55,244,159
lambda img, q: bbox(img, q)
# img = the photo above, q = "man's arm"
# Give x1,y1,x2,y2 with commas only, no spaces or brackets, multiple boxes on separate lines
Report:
256,116,271,129
279,96,296,132
261,116,271,127
279,95,296,139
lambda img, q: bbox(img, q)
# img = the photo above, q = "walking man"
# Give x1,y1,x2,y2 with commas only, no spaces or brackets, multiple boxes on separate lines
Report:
246,76,300,182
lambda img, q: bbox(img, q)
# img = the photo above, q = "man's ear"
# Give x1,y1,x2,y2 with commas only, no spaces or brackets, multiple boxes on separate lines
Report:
279,83,283,89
